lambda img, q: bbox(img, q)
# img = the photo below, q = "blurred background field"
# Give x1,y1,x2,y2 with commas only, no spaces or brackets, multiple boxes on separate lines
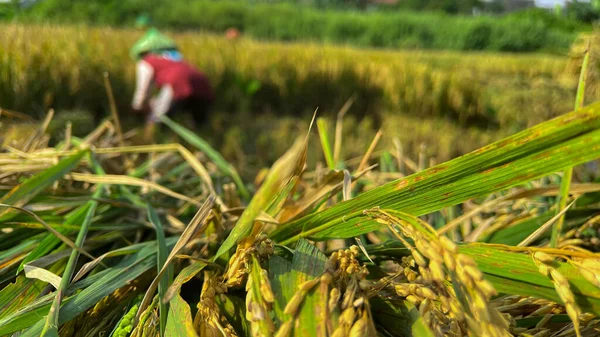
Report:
0,27,596,175
1,0,600,174
0,0,586,52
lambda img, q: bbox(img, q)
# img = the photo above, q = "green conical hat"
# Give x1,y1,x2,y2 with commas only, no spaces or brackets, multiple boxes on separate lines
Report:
130,28,177,60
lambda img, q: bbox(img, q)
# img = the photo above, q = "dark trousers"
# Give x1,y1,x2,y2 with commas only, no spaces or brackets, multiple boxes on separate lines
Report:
167,96,213,129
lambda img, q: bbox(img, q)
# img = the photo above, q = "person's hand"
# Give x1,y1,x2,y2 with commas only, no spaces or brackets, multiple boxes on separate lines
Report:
131,103,149,115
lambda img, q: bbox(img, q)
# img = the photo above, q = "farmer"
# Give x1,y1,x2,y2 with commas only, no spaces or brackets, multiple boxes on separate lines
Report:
129,26,214,140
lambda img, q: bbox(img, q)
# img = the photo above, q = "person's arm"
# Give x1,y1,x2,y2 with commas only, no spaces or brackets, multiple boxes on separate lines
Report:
149,85,174,122
131,60,154,111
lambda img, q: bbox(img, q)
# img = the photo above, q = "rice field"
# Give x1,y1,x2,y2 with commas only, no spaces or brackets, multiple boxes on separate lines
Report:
1,23,597,166
2,23,600,337
0,23,581,124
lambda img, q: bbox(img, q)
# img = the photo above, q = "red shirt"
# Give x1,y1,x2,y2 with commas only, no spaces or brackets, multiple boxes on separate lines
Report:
143,55,214,101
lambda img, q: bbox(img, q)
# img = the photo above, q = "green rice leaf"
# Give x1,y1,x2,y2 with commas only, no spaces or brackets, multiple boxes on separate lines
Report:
216,294,251,336
365,240,600,315
216,137,308,259
165,295,198,337
370,298,435,337
164,261,207,304
462,243,600,315
484,209,597,245
148,203,172,336
41,198,98,337
0,276,47,321
17,203,91,274
551,45,591,247
268,255,294,324
6,239,174,336
317,117,334,170
272,103,600,244
268,239,328,336
0,149,87,222
137,196,215,321
160,116,249,199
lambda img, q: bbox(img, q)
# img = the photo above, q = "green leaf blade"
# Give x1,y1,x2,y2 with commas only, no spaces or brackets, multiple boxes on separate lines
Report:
0,149,88,222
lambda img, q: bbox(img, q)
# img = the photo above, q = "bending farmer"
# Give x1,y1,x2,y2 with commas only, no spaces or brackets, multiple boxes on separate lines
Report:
130,29,214,140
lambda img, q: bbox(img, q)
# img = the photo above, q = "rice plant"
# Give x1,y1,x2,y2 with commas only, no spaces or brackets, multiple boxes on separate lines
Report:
2,89,600,336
